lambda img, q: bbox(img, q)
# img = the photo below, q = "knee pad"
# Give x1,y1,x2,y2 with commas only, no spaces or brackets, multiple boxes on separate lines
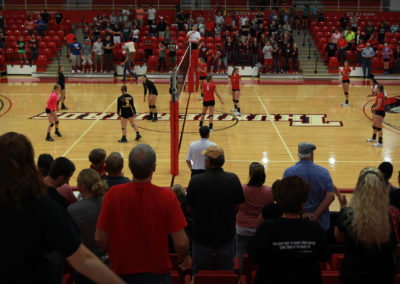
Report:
377,128,382,131
131,124,136,128
149,105,155,109
345,92,349,95
55,121,59,125
122,127,126,131
372,126,377,130
50,123,54,127
201,113,206,116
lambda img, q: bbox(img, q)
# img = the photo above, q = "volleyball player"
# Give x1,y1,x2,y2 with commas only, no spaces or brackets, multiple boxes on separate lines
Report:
57,66,68,110
229,67,241,115
198,57,207,101
45,84,62,141
199,74,224,131
367,74,387,98
140,75,158,122
340,61,351,107
117,85,142,143
366,85,386,147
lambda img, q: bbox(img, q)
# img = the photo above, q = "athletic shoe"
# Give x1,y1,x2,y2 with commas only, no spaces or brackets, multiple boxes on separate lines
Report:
135,134,142,141
61,105,68,110
235,112,242,116
152,117,158,122
231,108,238,112
77,70,82,73
341,103,349,107
146,115,153,120
46,136,54,141
72,70,75,73
366,138,376,142
372,142,383,147
103,70,107,73
210,129,214,133
55,129,62,137
118,138,128,143
199,97,203,101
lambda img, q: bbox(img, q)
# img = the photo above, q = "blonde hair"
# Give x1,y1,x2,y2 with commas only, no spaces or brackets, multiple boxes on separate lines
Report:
77,168,108,198
172,184,186,197
350,167,390,248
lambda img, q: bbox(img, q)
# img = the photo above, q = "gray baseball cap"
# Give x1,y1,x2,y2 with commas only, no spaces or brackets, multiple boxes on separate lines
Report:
298,142,316,155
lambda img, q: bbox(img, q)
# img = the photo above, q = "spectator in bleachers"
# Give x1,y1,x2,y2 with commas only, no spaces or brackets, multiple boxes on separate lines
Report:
311,4,318,20
82,39,93,73
283,21,291,36
205,17,214,37
378,22,387,44
109,11,117,26
344,26,355,50
70,37,82,73
350,12,358,32
89,148,106,178
240,20,250,43
149,20,158,37
147,5,156,25
0,132,124,284
25,15,35,36
131,25,139,42
163,26,172,45
186,25,201,50
36,15,45,37
0,11,5,30
55,10,63,25
112,23,121,44
215,10,225,27
391,22,399,34
365,20,375,40
187,13,195,30
283,142,335,232
196,13,204,25
331,28,341,44
236,162,273,271
292,43,299,73
335,167,397,284
83,23,92,41
92,21,101,42
198,18,205,36
157,16,167,38
186,145,244,274
41,9,50,32
356,38,365,63
37,153,54,179
249,37,259,67
215,43,227,73
282,42,292,73
68,168,109,284
214,23,222,38
102,152,130,188
339,12,349,31
248,175,328,284
29,34,38,65
361,42,375,79
317,9,325,23
382,42,392,74
121,7,130,22
272,43,280,73
394,44,400,73
168,38,177,68
103,34,114,73
0,28,5,50
378,162,400,208
301,5,310,29
93,37,104,73
121,23,131,43
96,143,190,282
355,29,365,47
261,179,282,220
16,36,28,66
225,35,233,65
176,10,185,32
262,41,273,73
337,34,348,63
158,42,167,72
135,4,144,26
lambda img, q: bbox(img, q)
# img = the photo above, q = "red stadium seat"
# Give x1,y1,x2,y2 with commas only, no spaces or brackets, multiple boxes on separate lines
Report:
322,271,340,284
147,55,158,72
37,55,48,71
330,254,344,271
189,271,246,284
328,57,339,70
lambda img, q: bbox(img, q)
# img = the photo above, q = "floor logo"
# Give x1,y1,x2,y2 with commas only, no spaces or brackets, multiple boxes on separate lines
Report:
30,112,343,127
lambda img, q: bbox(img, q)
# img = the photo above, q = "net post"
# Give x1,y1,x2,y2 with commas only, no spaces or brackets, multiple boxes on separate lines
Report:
170,100,179,176
189,46,198,93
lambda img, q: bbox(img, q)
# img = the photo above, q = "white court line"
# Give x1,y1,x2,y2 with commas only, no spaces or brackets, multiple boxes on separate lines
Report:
62,100,116,157
256,92,295,162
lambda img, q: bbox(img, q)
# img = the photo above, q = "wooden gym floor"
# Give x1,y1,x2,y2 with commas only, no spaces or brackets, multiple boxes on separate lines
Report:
1,77,399,211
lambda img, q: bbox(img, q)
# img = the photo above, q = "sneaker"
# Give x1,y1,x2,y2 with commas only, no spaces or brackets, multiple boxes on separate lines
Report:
199,97,203,101
152,117,158,122
210,129,214,133
231,108,238,112
77,70,82,73
90,70,93,74
341,103,349,107
135,134,142,141
235,112,242,116
372,142,383,147
103,70,107,73
72,70,75,73
55,130,62,137
61,105,68,110
118,137,128,143
146,115,153,120
46,136,54,141
366,138,376,142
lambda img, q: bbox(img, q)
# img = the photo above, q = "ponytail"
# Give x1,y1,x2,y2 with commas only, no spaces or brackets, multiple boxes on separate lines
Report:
77,168,108,198
91,180,109,197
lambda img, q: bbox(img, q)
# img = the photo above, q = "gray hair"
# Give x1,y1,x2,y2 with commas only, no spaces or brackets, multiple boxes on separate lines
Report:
128,144,156,179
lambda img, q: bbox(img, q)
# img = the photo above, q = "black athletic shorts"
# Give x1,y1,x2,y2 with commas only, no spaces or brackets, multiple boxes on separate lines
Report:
203,100,215,107
375,110,386,117
58,84,65,90
199,75,207,80
121,109,134,119
45,108,52,114
232,89,240,92
383,58,390,62
342,80,350,84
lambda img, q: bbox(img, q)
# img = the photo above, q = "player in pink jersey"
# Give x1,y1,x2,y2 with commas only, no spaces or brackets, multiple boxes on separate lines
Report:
45,84,62,141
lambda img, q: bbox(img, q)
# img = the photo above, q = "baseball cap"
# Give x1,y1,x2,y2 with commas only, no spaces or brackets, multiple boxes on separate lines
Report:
298,142,316,155
202,145,224,159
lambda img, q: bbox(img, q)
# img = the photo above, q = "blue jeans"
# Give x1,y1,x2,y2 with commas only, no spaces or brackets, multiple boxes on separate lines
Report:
192,239,235,275
273,57,280,73
121,273,171,284
362,57,372,78
338,48,346,62
122,60,137,80
235,234,253,273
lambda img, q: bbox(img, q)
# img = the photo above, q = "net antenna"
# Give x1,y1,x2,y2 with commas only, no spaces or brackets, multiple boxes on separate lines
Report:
169,44,196,186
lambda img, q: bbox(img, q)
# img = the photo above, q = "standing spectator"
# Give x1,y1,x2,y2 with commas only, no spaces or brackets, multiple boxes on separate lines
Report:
109,11,117,26
215,43,227,73
331,28,341,44
311,4,318,20
355,29,365,46
225,36,233,65
365,21,375,40
344,26,355,50
65,31,76,60
356,38,366,63
186,126,216,177
292,43,299,73
391,22,399,34
283,21,291,36
176,10,185,32
186,145,245,274
121,23,131,43
301,5,310,29
236,162,273,271
186,25,201,49
96,144,190,282
339,12,349,31
394,44,400,73
233,32,242,66
29,34,38,65
168,38,177,68
250,37,259,67
135,4,144,25
272,43,280,73
361,42,375,79
144,36,153,60
113,24,121,44
282,43,292,73
70,37,82,73
121,45,138,81
283,142,335,232
93,37,104,73
215,10,225,26
41,9,51,32
378,162,400,208
0,11,6,30
187,13,195,30
16,36,28,66
0,28,5,50
36,15,45,37
205,17,214,37
102,152,130,188
337,34,348,63
350,13,358,32
68,168,109,284
89,148,107,178
132,25,139,42
147,5,156,25
196,13,204,25
92,21,101,42
262,41,273,73
335,167,397,284
240,20,250,43
157,17,167,38
248,176,329,284
382,42,392,74
55,10,63,24
149,20,158,37
198,18,205,36
163,26,172,45
25,15,35,36
378,22,387,44
103,34,114,73
81,39,93,73
158,42,167,72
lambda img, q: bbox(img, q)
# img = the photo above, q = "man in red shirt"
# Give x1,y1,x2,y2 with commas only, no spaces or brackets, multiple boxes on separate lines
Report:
199,75,224,131
95,144,190,282
337,34,348,63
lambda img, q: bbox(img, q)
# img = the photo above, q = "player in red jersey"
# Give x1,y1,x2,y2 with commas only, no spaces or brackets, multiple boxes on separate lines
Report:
366,85,386,147
198,57,207,101
229,67,242,116
45,84,62,141
199,74,224,131
340,61,351,107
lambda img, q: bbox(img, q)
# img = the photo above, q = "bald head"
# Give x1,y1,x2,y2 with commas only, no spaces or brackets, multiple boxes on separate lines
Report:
129,144,156,179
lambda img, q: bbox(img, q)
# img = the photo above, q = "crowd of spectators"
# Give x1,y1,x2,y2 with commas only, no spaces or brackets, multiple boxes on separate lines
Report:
3,129,400,283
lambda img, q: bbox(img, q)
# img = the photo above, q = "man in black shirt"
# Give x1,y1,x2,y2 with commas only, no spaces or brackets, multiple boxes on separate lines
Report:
55,10,63,24
365,21,375,40
41,9,50,31
378,162,400,208
339,13,349,31
325,39,337,64
157,17,167,37
103,34,114,73
186,145,244,274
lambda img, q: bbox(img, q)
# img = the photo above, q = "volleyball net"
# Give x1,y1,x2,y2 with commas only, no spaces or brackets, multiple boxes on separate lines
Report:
169,44,198,182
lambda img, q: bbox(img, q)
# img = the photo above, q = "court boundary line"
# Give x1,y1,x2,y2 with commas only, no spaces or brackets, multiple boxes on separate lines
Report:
256,92,295,162
62,100,116,157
